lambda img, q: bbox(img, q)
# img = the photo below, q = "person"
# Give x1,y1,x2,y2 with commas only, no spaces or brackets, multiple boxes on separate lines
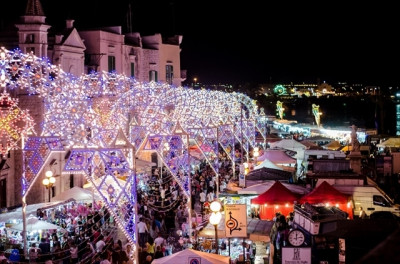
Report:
199,190,206,212
137,217,149,248
269,213,281,264
100,252,111,264
29,243,41,264
52,241,63,264
145,236,155,259
69,241,79,264
153,245,164,259
0,251,7,262
154,233,165,249
8,245,21,263
359,207,367,219
38,237,51,262
96,235,106,253
144,255,152,264
111,244,121,264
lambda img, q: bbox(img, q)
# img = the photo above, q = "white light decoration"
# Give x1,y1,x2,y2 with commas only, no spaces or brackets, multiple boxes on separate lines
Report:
0,46,265,261
209,211,222,225
210,200,222,212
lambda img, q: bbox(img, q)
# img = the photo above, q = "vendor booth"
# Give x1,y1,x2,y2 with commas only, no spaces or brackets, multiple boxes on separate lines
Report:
251,181,299,220
299,181,353,219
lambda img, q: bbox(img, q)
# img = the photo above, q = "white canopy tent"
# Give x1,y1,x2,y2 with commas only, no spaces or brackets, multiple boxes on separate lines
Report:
254,158,283,171
11,215,65,232
52,186,100,203
257,149,296,164
269,139,307,177
151,248,230,264
0,201,70,223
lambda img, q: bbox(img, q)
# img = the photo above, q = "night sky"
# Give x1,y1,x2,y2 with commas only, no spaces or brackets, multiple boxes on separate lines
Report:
2,1,399,86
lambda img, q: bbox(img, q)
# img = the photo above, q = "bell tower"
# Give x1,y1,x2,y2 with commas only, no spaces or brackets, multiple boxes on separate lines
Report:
15,0,50,58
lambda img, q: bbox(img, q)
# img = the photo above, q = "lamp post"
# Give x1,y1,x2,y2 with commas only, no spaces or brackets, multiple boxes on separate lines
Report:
253,147,259,166
209,200,222,254
42,170,56,202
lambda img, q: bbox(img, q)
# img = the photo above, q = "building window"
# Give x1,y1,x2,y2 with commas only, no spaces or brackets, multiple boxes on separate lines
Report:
25,34,35,43
166,65,173,85
108,56,116,72
130,63,135,78
26,47,35,55
149,70,158,82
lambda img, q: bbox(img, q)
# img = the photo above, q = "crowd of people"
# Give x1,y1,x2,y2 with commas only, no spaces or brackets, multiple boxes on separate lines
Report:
0,202,134,264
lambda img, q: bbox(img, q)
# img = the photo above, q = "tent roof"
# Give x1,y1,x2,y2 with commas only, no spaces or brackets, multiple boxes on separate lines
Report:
53,186,99,202
300,140,323,150
246,167,292,182
299,181,350,204
238,182,310,196
376,137,400,148
254,158,284,171
306,136,334,143
151,248,230,264
257,149,296,164
0,201,69,223
322,140,342,150
269,139,306,151
251,181,299,204
11,215,65,232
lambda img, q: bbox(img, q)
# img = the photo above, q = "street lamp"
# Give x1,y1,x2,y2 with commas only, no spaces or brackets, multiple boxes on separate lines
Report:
209,200,222,254
253,147,259,166
42,170,56,202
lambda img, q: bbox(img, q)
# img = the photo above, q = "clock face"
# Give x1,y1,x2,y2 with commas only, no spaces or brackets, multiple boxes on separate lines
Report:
288,229,305,247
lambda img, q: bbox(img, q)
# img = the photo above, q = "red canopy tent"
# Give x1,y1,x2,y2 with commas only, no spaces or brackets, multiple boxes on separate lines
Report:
251,181,299,220
299,181,353,219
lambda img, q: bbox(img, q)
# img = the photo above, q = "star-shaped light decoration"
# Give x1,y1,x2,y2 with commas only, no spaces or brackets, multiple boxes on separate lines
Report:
0,91,35,158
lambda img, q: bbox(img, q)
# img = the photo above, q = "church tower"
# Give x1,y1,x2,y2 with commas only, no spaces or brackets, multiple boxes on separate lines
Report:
15,0,50,58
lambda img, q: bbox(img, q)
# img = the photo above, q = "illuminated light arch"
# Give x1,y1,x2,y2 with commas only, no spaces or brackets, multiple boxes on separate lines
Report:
0,47,266,261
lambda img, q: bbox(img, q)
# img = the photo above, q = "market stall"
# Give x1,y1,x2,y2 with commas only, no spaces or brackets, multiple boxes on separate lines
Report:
251,181,299,220
299,181,353,219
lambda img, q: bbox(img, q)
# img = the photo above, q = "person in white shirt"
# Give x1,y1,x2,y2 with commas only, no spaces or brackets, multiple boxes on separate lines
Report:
207,191,214,202
154,233,165,249
199,190,206,212
137,218,149,247
96,235,106,253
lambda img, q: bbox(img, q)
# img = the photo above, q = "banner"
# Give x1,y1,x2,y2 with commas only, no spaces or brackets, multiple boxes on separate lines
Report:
224,204,247,238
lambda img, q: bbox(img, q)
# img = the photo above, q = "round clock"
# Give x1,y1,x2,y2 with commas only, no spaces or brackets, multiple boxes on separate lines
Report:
288,229,305,247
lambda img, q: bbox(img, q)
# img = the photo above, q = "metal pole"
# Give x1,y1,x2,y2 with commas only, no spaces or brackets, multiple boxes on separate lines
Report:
241,104,244,164
186,133,193,245
21,135,28,257
214,224,219,254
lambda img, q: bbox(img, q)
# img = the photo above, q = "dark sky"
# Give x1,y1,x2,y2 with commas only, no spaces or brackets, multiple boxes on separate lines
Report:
3,0,400,86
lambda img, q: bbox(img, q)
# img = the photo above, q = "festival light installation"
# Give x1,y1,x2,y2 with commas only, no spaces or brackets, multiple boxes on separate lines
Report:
312,104,322,127
276,100,285,120
0,47,268,261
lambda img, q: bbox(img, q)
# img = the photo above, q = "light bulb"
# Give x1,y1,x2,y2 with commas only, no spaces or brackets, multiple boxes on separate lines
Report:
42,178,49,186
210,200,221,212
209,212,222,225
